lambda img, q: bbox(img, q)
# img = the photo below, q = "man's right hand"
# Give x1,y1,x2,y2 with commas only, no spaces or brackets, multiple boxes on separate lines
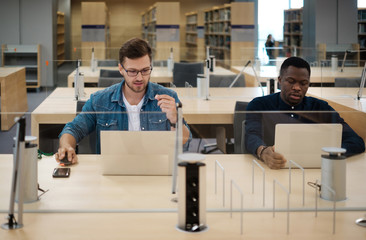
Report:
260,146,287,169
55,146,78,165
55,133,78,165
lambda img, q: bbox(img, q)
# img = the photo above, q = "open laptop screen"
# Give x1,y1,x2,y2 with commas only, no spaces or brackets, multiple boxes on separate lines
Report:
100,130,175,175
274,123,342,168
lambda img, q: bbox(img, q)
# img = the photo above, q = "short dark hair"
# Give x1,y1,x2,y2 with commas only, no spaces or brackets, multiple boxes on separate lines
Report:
119,38,152,65
280,57,311,77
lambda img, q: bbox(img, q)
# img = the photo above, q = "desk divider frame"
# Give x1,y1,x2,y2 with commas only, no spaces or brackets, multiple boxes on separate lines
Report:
252,159,266,207
288,160,305,205
273,179,290,234
214,160,225,207
230,179,244,235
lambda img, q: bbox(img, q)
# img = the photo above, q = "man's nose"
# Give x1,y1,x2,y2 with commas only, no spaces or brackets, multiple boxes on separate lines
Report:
292,82,301,90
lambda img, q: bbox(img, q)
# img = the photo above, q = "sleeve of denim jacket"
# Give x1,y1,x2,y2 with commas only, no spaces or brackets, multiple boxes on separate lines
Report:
58,96,97,143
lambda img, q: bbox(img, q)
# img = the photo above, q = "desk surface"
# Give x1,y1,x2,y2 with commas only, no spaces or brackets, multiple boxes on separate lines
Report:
231,65,363,86
30,87,262,146
67,66,236,87
1,154,366,239
30,87,366,146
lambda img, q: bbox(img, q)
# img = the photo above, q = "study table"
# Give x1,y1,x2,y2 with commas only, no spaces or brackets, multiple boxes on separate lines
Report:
0,67,28,131
30,86,366,150
0,154,365,239
231,65,363,87
30,87,262,148
67,66,236,87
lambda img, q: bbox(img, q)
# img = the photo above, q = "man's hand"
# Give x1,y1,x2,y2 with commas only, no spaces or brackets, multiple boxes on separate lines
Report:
260,146,287,169
55,133,78,165
55,146,78,165
155,94,177,125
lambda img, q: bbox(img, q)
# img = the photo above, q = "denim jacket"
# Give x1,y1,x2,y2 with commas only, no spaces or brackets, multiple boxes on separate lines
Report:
60,81,192,153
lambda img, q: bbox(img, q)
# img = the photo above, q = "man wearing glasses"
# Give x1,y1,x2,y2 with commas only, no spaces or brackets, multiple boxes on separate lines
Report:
56,38,191,164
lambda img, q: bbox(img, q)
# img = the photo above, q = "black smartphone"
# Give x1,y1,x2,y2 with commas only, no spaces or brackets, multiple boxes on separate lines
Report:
60,152,72,166
53,167,71,178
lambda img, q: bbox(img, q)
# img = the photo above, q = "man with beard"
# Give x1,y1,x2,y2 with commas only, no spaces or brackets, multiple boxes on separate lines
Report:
56,38,191,164
245,57,365,169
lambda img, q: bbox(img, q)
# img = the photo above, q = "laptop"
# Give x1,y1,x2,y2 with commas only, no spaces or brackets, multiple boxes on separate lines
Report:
100,130,176,175
274,123,342,168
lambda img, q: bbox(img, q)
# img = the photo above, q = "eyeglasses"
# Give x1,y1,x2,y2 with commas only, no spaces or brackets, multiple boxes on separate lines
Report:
121,65,153,77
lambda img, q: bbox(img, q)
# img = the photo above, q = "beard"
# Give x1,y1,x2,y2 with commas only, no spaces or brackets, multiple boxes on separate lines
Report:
124,79,148,93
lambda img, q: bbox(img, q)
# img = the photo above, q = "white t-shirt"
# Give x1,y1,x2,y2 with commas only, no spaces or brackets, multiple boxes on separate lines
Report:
123,94,144,131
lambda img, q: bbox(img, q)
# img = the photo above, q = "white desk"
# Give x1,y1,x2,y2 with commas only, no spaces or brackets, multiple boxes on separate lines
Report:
30,87,263,147
231,65,363,87
1,154,366,239
30,87,366,148
67,66,236,87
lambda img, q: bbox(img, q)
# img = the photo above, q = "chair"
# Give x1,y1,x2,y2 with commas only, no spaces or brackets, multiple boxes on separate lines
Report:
98,69,123,87
97,59,119,67
334,77,364,87
202,101,249,154
173,62,204,87
233,101,249,154
98,77,123,87
75,100,97,154
99,69,121,78
209,74,245,87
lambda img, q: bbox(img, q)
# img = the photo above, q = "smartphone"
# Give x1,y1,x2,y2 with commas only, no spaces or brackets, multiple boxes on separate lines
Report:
53,167,71,178
60,152,72,166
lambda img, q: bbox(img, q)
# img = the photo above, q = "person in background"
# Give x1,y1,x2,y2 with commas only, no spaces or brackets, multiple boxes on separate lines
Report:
55,37,192,164
245,56,365,169
265,34,275,61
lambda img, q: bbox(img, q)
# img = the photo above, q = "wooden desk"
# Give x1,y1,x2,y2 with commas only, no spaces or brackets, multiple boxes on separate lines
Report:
231,66,363,87
1,154,366,239
30,87,262,147
0,67,28,131
67,66,236,87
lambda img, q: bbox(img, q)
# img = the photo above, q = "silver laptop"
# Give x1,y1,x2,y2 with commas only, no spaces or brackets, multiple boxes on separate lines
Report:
274,123,342,168
100,130,176,175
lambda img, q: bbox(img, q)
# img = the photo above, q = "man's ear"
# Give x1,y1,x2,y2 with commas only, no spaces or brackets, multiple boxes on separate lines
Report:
118,63,124,76
277,76,282,89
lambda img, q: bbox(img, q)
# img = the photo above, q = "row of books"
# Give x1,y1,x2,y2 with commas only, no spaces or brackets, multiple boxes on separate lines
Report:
204,35,231,49
358,10,366,21
359,23,366,33
284,10,302,22
186,15,197,24
204,22,230,33
205,8,231,22
186,24,197,32
186,34,197,44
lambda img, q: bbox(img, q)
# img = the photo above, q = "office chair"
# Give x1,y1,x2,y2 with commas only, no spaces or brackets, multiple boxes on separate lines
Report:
201,101,249,154
173,62,204,87
98,77,123,87
233,101,249,154
97,59,119,67
334,77,364,87
75,100,97,154
98,69,123,87
209,74,246,87
99,69,121,78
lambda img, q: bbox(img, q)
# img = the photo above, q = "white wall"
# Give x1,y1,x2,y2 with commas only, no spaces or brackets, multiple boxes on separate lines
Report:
0,0,57,87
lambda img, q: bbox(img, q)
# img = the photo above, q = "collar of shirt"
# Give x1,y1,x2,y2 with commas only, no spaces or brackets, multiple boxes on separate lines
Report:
110,80,156,108
277,93,307,111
